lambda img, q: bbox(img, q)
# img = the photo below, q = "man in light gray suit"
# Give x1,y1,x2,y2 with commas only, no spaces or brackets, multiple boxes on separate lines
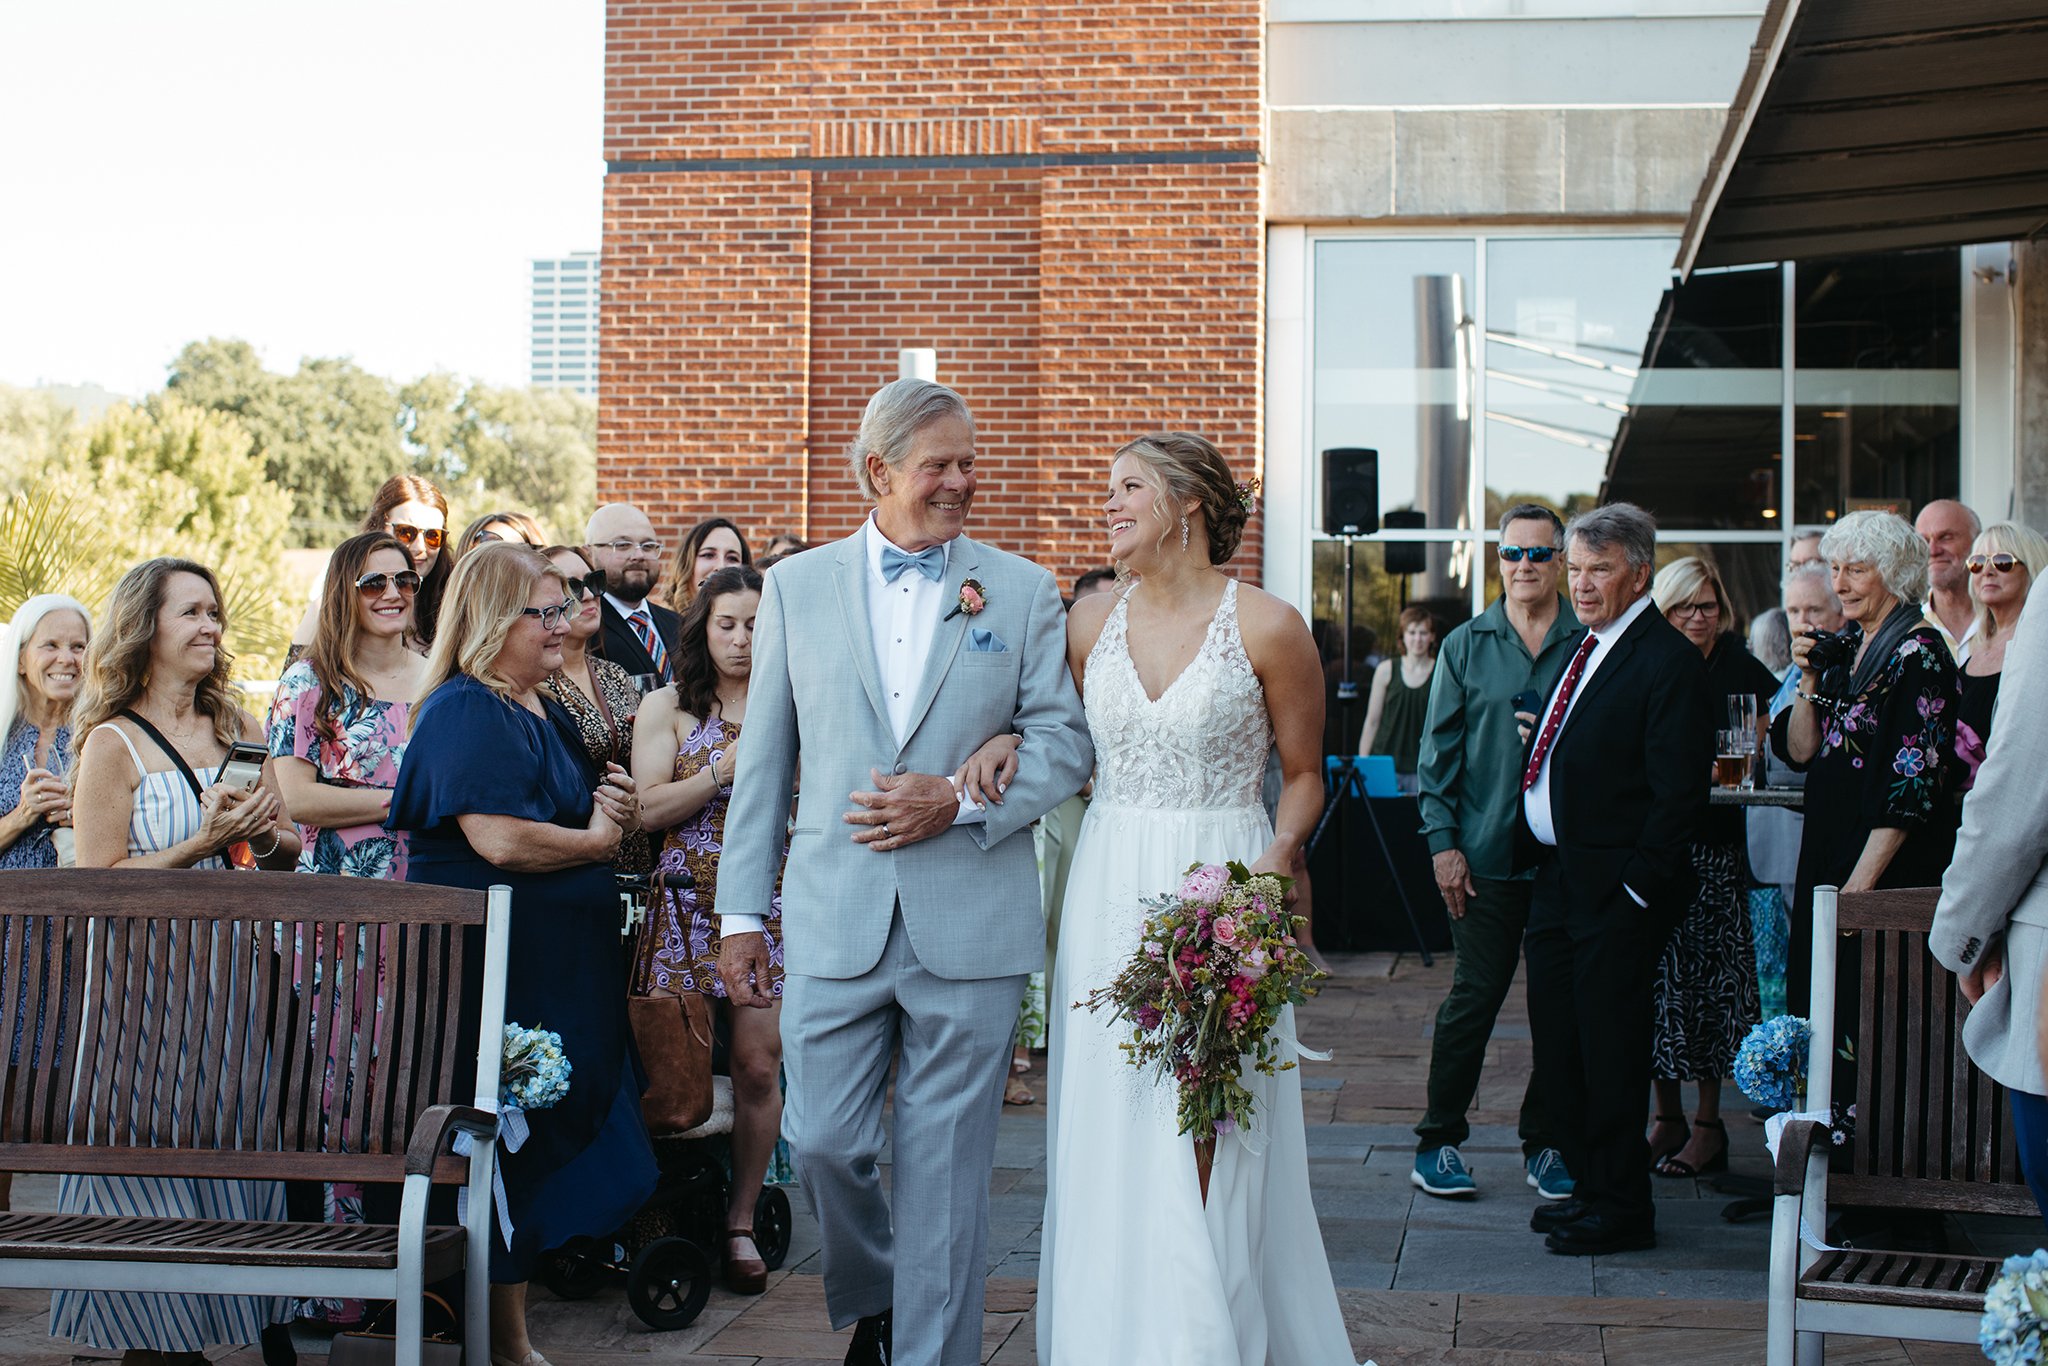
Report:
716,378,1094,1365
1932,604,2048,1221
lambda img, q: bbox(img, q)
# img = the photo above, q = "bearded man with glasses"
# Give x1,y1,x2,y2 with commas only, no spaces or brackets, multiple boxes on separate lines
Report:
585,503,681,683
1410,503,1583,1203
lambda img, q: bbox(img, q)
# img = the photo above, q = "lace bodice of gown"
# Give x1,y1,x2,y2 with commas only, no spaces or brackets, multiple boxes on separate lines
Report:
1084,580,1273,811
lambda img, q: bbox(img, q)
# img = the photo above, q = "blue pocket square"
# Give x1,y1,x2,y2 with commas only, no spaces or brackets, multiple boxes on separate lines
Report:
968,628,1008,653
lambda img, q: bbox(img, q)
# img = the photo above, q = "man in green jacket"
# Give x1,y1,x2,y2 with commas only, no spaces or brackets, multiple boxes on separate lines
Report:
1412,503,1584,1200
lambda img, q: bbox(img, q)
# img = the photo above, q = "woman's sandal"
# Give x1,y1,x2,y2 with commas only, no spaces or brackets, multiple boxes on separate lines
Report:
1646,1113,1689,1171
723,1227,769,1295
1004,1074,1037,1106
1654,1116,1728,1179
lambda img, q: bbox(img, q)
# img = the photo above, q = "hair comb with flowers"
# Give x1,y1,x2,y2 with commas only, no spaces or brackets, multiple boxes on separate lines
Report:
1235,478,1261,514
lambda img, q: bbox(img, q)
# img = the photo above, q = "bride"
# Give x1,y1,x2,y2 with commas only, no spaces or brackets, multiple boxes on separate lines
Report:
1035,434,1368,1365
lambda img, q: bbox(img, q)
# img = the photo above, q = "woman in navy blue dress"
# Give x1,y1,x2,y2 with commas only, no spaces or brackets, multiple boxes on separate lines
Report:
389,543,657,1366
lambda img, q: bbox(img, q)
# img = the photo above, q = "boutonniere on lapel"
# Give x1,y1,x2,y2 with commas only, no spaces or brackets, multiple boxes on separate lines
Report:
944,578,987,622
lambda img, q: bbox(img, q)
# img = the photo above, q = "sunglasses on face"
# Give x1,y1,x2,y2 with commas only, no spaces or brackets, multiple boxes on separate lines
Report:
387,523,445,552
565,570,608,601
354,570,422,596
1968,553,2021,575
1497,545,1558,564
519,598,580,631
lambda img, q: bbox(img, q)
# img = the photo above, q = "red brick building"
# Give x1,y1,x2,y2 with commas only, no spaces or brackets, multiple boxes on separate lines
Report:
599,2,1265,585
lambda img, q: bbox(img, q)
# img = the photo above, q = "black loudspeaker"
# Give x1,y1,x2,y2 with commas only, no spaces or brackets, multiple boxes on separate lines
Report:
1321,448,1379,537
1382,509,1428,575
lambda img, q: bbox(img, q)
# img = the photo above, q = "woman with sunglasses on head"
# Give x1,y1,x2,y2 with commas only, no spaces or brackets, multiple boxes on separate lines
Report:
1954,524,2048,792
457,510,549,559
540,545,651,875
289,475,455,660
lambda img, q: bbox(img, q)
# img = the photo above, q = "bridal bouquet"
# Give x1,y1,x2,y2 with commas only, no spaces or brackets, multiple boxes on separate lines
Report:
1080,861,1324,1140
1732,1015,1812,1110
1981,1250,2048,1365
501,1023,572,1113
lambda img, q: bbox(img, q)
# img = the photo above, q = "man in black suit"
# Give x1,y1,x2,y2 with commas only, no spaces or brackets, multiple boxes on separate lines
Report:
1516,501,1714,1255
585,502,682,682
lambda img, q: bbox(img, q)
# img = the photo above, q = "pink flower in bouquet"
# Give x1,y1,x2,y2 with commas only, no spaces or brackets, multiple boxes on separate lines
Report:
1179,864,1230,903
1242,945,1270,975
1135,1003,1163,1030
1211,915,1241,946
1215,1114,1237,1136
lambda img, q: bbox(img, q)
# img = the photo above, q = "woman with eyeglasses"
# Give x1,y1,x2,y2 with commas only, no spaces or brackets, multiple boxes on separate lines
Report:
387,543,656,1366
661,516,751,614
1954,524,2048,792
457,509,549,558
540,545,651,875
1638,557,1778,1180
289,475,455,660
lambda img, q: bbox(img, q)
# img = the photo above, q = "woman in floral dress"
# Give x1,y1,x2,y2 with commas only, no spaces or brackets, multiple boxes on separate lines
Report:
632,564,787,1295
1771,511,1962,1032
540,545,651,875
266,530,423,1326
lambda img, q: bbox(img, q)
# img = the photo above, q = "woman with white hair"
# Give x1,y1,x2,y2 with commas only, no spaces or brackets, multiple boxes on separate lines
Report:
0,595,91,869
1772,510,1962,1017
1954,522,2048,791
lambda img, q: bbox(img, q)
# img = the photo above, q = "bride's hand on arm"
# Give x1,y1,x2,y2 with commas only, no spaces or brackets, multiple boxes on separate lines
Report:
954,733,1021,807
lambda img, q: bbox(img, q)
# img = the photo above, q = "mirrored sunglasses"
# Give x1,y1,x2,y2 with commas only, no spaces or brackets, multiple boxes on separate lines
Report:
1967,553,2020,575
387,523,444,551
354,570,422,596
1497,545,1558,563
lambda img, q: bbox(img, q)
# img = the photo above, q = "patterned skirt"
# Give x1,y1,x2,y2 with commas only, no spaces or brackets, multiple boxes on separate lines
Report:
1651,841,1762,1082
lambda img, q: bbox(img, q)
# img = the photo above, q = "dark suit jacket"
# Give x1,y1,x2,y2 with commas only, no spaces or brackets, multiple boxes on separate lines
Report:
595,596,683,678
1516,603,1715,914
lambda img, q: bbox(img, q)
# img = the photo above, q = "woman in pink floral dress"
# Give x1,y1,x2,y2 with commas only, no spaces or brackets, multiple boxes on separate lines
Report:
632,564,786,1295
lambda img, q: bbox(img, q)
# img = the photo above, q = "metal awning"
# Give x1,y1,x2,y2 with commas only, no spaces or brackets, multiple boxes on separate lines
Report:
1676,0,2048,275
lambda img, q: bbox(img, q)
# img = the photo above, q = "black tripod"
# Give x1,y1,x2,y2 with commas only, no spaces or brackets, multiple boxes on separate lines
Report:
1306,533,1434,965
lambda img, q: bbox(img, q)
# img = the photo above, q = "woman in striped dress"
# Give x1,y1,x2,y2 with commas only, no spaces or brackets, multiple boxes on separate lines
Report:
62,558,301,1366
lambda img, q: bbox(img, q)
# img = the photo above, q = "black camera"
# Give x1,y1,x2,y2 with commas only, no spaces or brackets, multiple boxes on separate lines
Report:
1805,629,1856,674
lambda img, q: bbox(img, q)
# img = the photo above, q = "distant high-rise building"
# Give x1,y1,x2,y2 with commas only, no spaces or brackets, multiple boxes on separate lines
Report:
530,252,598,397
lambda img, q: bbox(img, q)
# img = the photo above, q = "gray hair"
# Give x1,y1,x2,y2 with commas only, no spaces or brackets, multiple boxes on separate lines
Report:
848,378,975,499
1783,560,1841,612
1498,502,1564,543
1564,501,1657,570
1819,510,1929,605
0,594,93,744
1749,607,1792,674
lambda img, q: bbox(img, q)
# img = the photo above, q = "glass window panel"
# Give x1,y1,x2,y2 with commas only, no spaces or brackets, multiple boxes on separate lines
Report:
1310,537,1476,754
1312,240,1477,530
1484,237,1675,522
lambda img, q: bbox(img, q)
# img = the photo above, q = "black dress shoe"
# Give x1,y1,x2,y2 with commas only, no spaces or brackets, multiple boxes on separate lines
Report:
1544,1211,1655,1256
1530,1197,1592,1234
846,1309,892,1366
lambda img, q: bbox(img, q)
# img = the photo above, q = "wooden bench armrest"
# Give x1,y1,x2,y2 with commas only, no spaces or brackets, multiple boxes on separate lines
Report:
403,1104,499,1178
1773,1118,1830,1197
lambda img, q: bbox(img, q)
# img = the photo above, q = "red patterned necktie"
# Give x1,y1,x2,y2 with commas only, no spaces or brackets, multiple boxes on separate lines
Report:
629,608,671,682
1520,631,1600,792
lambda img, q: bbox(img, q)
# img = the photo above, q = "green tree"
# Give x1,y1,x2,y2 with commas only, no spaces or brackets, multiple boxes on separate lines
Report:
400,375,597,543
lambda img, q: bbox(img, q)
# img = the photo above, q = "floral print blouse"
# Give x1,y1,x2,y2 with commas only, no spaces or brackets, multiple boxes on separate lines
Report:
266,660,410,879
0,721,71,869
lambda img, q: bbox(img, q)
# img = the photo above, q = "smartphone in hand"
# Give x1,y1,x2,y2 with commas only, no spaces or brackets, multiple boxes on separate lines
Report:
217,741,268,793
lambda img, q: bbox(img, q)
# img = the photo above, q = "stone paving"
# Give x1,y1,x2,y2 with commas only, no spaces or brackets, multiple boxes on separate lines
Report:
5,950,2031,1362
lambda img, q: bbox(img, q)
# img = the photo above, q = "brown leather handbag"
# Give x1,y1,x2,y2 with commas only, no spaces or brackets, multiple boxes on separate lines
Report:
628,866,715,1135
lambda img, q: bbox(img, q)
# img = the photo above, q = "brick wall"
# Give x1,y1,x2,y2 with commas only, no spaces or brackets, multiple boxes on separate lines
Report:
599,0,1265,588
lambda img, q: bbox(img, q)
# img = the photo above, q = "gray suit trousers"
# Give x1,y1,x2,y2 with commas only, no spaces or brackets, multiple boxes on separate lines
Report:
782,906,1025,1366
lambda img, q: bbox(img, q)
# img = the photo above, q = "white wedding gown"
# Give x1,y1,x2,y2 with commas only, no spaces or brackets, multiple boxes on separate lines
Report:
1039,581,1369,1366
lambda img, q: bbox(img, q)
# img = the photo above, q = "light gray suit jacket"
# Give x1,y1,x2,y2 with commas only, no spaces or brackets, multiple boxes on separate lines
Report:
716,528,1094,981
1930,607,2048,1096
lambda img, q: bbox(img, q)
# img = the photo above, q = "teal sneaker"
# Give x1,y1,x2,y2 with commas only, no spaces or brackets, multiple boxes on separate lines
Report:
1412,1145,1477,1197
1526,1147,1575,1200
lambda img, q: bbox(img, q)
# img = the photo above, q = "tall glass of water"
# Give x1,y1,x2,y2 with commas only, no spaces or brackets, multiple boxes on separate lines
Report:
45,742,75,868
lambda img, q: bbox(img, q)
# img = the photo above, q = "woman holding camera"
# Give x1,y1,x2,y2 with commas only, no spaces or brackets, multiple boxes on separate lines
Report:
1772,511,1962,1016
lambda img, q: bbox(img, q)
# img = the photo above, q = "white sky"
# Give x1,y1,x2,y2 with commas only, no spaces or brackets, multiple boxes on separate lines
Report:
0,0,603,397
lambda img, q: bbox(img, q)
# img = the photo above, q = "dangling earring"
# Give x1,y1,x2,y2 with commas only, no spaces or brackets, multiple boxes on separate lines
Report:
1179,515,1190,553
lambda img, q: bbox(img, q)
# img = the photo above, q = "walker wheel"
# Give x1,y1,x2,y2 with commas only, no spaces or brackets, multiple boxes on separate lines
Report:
755,1185,793,1271
627,1235,712,1330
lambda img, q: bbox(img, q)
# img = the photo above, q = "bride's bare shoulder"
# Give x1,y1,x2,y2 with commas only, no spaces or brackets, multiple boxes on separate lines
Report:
1067,588,1120,647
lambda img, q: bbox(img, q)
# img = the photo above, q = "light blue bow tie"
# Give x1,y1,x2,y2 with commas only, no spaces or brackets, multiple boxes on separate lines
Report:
881,544,945,584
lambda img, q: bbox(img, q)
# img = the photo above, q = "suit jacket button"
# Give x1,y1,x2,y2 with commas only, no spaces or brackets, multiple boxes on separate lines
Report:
893,763,908,775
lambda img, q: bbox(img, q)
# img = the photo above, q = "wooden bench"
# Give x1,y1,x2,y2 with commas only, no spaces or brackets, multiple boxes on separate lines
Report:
1768,884,2032,1364
0,869,509,1366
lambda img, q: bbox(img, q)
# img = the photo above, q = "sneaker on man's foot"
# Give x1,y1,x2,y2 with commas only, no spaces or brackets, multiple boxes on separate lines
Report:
1525,1148,1575,1201
1411,1146,1477,1197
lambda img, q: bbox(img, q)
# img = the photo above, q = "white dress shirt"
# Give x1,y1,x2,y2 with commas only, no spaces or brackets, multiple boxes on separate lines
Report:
1522,591,1655,906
